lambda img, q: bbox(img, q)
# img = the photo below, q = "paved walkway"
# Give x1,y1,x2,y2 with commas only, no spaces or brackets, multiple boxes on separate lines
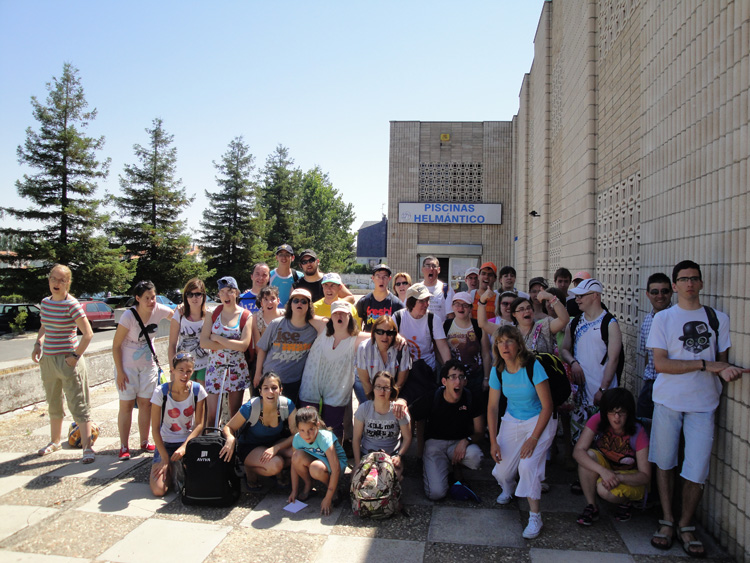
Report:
0,382,733,562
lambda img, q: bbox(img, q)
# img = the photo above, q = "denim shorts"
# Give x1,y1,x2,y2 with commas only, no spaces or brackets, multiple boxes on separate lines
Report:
648,403,714,484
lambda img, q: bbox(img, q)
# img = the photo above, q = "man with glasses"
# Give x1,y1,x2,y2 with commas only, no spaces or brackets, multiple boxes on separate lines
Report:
420,256,453,323
410,360,484,500
239,262,270,313
269,244,303,306
444,293,491,412
646,260,747,556
636,272,673,423
294,248,354,304
463,267,479,293
356,264,403,332
561,278,623,408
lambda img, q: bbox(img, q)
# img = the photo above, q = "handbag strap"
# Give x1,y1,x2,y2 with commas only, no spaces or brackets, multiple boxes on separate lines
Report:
130,307,161,368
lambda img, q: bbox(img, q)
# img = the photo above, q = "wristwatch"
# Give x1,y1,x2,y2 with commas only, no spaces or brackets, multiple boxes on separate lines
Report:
599,387,607,393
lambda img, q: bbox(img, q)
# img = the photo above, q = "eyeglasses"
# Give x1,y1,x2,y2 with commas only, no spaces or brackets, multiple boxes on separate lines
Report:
374,385,391,392
423,263,439,269
676,276,701,283
49,276,68,284
292,298,309,305
648,288,672,296
445,374,467,381
374,328,397,337
500,301,513,307
574,292,596,299
453,303,470,309
300,258,316,265
394,281,410,287
514,306,532,313
186,292,204,299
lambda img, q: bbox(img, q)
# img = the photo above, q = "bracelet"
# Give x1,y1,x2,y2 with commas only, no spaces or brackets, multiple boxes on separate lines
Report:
571,360,579,365
701,359,707,372
529,436,539,442
548,297,559,306
479,300,487,305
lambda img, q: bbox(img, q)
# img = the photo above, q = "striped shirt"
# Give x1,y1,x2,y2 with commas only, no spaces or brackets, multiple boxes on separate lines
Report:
40,296,85,355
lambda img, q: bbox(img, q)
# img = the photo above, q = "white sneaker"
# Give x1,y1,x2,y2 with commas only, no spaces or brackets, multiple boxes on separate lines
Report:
523,512,543,539
496,490,513,505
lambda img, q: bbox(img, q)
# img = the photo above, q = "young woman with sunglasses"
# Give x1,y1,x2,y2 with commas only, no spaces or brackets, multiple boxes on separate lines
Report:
168,278,209,385
509,295,569,355
355,314,412,396
254,288,327,406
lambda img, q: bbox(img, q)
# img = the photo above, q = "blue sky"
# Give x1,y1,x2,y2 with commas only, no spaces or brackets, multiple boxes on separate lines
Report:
0,1,543,236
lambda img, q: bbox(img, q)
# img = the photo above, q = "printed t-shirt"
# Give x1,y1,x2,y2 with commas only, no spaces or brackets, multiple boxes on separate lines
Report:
647,304,730,412
238,289,260,313
356,293,404,332
354,400,410,454
40,296,85,355
489,360,548,420
354,339,412,381
150,381,207,443
585,412,649,470
256,317,318,384
117,304,173,366
424,281,453,324
172,308,209,370
444,319,483,378
571,310,618,400
292,428,347,470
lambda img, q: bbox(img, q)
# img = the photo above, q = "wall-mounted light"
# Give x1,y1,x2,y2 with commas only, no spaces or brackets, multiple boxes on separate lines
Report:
529,210,540,217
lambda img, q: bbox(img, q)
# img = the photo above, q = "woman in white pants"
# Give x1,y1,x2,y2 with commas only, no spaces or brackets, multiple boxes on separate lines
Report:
487,325,556,540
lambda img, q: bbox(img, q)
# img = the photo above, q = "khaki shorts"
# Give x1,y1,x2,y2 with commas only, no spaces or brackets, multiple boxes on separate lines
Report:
591,449,646,501
40,354,91,422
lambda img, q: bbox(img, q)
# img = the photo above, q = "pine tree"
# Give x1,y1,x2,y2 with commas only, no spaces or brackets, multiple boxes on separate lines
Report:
0,63,132,299
297,166,356,273
199,136,269,289
260,145,303,252
113,118,211,291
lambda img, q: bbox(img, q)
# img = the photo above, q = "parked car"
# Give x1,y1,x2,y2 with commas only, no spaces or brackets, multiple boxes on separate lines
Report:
104,295,130,308
0,303,42,334
124,295,178,310
81,300,116,330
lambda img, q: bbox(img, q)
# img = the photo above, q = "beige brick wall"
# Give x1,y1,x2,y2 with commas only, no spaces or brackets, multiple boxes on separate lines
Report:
388,121,514,281
515,0,750,559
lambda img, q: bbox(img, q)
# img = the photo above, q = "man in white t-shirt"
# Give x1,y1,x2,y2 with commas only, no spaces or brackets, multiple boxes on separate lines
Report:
560,278,622,406
420,255,453,323
646,260,748,556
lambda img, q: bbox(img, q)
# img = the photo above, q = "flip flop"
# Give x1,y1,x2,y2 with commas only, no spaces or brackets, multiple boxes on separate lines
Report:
81,448,96,464
677,525,707,558
38,442,62,456
650,519,674,550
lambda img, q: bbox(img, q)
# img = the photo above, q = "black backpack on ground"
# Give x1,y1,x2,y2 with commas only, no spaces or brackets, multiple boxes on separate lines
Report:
181,368,241,507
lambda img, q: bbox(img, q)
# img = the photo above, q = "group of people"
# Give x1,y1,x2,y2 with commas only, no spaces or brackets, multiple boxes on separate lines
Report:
31,252,747,553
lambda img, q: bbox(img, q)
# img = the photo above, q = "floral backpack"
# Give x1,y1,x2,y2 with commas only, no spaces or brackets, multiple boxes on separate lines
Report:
350,451,402,519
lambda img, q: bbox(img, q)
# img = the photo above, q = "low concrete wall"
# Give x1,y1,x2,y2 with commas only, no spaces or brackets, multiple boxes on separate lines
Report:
0,324,171,415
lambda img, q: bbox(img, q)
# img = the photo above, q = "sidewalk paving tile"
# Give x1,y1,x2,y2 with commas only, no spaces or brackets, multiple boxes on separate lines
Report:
92,399,120,411
313,536,424,563
616,515,727,559
0,506,58,542
240,494,343,534
75,481,175,518
428,506,525,547
0,476,35,497
529,548,635,562
332,504,432,540
518,484,584,513
1,511,141,559
46,455,134,480
0,550,92,562
0,476,100,508
206,528,327,563
423,542,531,562
98,518,231,563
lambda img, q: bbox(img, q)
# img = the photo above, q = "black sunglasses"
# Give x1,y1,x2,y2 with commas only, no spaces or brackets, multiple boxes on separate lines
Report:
648,288,672,296
394,281,410,287
300,258,316,265
292,298,309,305
186,292,204,299
374,328,397,337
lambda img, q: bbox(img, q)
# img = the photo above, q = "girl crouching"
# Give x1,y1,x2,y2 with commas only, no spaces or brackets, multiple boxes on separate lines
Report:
288,407,347,516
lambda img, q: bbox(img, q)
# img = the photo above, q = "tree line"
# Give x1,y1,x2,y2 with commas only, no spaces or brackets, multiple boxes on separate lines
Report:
0,63,356,300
